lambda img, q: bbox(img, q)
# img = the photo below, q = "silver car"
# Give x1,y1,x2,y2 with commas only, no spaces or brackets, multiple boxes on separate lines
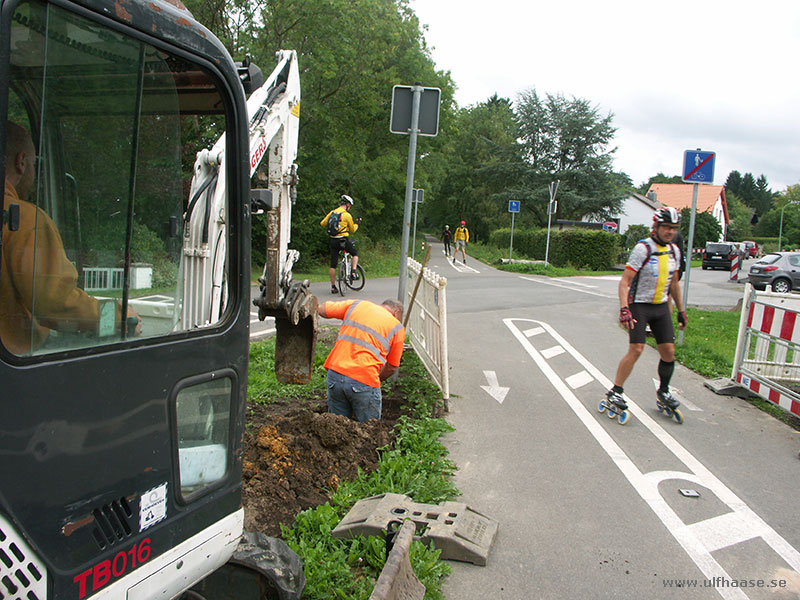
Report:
748,252,800,293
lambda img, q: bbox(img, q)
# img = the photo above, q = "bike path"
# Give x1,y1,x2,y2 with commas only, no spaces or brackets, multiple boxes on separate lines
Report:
426,240,800,599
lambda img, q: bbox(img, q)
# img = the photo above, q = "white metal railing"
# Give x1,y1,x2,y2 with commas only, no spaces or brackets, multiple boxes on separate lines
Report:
731,283,800,417
405,257,449,409
84,267,124,291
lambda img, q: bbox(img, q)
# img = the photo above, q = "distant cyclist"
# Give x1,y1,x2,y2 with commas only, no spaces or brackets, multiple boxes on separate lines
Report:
605,207,687,416
321,194,361,294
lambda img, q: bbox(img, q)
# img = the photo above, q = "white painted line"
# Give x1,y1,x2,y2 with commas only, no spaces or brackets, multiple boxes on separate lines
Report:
504,317,800,600
652,379,702,411
562,279,598,289
519,276,615,299
565,370,594,389
523,326,545,338
576,275,622,281
250,327,276,339
449,260,480,274
541,345,565,359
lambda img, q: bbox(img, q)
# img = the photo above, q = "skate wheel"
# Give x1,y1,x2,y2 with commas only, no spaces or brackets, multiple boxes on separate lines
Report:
664,406,673,417
673,408,684,424
656,401,664,412
598,400,606,413
618,410,630,425
606,407,617,419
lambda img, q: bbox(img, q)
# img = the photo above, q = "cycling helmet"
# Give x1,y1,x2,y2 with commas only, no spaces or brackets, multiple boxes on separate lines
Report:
653,207,680,225
341,194,354,206
460,220,466,225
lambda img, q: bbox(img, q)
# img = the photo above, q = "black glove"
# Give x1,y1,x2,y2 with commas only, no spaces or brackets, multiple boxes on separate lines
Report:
677,311,687,327
619,306,634,326
356,217,363,224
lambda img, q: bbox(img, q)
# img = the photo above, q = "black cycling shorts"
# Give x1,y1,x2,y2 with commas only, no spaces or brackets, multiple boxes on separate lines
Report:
629,302,674,345
329,237,357,268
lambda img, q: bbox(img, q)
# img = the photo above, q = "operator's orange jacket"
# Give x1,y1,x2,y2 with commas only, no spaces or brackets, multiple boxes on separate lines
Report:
322,299,405,387
1,180,99,354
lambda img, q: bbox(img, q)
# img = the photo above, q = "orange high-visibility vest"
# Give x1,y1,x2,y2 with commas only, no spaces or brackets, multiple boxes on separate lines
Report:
323,300,405,387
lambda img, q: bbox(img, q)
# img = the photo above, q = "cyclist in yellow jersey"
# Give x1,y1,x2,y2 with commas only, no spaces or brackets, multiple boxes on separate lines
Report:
321,194,361,294
605,207,687,422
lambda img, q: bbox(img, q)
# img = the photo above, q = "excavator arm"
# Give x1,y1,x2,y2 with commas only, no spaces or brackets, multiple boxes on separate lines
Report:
181,50,317,383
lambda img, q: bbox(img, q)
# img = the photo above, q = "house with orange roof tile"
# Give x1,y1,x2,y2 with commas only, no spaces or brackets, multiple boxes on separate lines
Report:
645,183,728,241
614,191,662,233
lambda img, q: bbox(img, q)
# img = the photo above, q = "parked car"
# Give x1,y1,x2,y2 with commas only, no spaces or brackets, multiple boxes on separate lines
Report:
702,242,738,270
748,252,800,293
743,240,759,258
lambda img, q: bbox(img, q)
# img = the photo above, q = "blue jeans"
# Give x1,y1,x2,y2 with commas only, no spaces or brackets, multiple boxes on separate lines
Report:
326,370,382,422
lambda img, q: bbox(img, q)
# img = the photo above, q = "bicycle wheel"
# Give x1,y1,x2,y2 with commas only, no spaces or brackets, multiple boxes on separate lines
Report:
346,264,366,291
337,259,347,296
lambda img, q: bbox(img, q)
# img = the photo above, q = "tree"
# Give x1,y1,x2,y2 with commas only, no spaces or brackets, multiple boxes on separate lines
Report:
724,192,754,241
724,170,743,196
679,208,721,248
421,95,519,241
637,173,682,194
482,88,626,226
184,0,455,267
724,169,775,217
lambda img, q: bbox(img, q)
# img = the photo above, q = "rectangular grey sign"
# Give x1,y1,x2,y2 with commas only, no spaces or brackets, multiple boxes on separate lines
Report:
390,85,441,136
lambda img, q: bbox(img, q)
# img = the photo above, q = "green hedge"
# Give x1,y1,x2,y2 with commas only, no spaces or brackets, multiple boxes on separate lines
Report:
490,227,620,270
752,237,778,253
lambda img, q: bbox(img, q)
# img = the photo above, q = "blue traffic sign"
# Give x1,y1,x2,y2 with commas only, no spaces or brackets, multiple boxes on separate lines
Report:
508,201,520,213
682,150,715,183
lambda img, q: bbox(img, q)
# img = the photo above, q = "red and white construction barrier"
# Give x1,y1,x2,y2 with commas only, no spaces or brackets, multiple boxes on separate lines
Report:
732,284,800,416
729,254,740,281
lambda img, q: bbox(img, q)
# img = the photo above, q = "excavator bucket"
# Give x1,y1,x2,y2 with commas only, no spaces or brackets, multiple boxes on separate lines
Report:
274,311,317,384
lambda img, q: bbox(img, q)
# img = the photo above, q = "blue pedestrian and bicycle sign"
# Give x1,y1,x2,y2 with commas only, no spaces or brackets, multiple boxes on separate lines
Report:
508,201,520,213
682,150,715,183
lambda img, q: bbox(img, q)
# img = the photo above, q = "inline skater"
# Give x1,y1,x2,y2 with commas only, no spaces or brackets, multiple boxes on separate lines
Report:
605,207,687,423
321,194,361,294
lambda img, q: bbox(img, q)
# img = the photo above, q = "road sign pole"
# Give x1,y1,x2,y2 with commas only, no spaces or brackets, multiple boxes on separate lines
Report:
509,211,515,262
544,180,559,268
678,182,699,346
398,85,422,305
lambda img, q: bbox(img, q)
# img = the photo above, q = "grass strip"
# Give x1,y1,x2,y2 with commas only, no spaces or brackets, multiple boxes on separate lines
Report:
248,335,457,599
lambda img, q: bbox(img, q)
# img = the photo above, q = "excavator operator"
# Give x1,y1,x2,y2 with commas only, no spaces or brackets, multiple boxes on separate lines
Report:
0,121,140,354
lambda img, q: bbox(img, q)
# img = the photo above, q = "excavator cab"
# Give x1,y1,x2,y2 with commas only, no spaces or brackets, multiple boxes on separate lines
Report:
0,0,312,597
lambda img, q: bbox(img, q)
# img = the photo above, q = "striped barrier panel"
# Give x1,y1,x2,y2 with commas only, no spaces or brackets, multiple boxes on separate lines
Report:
731,283,800,417
729,254,740,281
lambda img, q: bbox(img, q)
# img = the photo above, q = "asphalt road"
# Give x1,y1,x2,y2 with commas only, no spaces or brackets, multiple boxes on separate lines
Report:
430,245,800,599
249,248,800,599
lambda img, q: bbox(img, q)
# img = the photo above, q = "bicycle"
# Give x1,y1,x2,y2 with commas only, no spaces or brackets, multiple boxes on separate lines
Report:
337,246,366,295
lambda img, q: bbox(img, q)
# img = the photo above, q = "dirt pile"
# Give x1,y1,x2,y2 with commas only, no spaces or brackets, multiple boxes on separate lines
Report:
242,389,405,536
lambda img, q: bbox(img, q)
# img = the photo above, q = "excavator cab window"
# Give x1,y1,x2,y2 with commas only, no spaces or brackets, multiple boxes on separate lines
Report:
2,0,230,357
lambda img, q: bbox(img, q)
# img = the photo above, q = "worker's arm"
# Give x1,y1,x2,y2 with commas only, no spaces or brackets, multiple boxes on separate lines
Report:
379,363,397,381
318,302,330,319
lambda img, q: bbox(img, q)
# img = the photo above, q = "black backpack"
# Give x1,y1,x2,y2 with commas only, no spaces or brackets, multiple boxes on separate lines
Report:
327,210,342,237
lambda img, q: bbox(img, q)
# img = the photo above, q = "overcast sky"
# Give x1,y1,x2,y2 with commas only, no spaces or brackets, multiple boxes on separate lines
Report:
410,0,800,192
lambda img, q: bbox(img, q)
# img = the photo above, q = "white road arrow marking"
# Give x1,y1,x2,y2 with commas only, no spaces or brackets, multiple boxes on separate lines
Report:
481,370,509,404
